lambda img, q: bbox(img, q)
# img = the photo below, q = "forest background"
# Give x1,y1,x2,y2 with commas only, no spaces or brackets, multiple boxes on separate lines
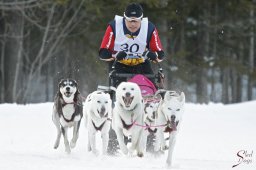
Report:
0,0,255,104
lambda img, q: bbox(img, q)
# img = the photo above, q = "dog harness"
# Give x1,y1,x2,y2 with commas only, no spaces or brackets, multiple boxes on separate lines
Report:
91,114,111,131
164,120,179,133
92,120,106,131
145,123,157,133
121,118,134,130
144,117,157,133
60,104,83,123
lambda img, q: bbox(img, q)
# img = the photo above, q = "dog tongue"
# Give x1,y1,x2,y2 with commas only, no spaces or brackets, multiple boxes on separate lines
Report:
65,92,71,97
169,120,178,131
171,122,177,131
164,120,178,133
123,96,133,107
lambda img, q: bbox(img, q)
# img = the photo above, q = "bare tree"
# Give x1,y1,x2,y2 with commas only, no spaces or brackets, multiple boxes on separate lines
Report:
0,0,87,103
196,3,210,104
248,3,255,100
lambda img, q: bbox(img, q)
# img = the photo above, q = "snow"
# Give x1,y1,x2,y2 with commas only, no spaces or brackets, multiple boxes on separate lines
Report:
0,102,255,170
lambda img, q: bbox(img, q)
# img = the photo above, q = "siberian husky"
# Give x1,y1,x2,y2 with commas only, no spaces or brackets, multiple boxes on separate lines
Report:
154,91,185,168
52,79,83,154
140,101,159,153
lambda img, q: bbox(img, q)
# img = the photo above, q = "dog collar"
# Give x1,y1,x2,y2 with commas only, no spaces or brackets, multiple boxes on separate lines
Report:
62,102,76,107
145,123,157,133
120,117,134,130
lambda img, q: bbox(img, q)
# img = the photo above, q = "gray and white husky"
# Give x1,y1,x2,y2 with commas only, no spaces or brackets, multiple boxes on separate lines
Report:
52,79,83,154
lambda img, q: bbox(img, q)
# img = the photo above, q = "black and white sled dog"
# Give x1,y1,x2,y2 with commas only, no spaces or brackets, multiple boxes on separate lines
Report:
144,101,159,134
52,79,83,154
84,91,112,156
154,91,185,168
112,82,145,157
140,101,159,153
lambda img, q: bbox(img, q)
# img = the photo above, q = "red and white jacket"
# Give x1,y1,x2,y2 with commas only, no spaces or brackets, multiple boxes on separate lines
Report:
99,16,164,61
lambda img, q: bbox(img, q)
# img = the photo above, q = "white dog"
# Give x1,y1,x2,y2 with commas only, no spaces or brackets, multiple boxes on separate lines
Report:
84,91,112,156
154,91,185,168
112,82,145,157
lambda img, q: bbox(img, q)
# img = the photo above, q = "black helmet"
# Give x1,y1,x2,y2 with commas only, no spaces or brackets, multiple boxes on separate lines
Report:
124,3,143,18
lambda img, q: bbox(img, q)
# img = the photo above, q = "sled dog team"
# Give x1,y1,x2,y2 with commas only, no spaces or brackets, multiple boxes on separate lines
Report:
52,79,185,167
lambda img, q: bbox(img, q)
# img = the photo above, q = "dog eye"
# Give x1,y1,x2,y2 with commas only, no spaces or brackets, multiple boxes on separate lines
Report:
176,109,180,111
105,101,108,104
150,106,153,108
131,88,134,91
97,101,100,103
168,108,172,111
122,88,126,90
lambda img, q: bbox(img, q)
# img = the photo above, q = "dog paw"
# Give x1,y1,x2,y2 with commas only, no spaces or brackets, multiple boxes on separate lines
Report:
165,161,172,169
137,152,144,157
70,141,76,149
128,147,134,154
102,148,108,155
121,147,128,155
127,149,134,157
153,150,165,157
88,145,92,152
54,143,59,149
54,139,60,149
162,145,169,150
154,146,160,152
92,149,100,156
65,147,71,154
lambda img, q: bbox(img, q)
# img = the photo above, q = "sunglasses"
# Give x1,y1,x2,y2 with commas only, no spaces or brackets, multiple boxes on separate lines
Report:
124,13,143,22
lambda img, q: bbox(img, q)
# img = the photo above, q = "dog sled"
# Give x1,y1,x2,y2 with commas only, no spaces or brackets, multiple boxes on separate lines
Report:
98,55,164,100
97,55,165,155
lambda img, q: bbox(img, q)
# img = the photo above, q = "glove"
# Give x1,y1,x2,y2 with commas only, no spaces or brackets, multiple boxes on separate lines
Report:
143,51,157,61
116,51,127,61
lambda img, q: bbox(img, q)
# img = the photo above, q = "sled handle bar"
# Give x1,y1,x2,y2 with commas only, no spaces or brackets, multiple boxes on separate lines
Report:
110,73,156,79
111,55,147,69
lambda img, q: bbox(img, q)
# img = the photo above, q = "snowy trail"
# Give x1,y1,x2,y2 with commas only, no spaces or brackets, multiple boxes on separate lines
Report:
0,102,255,170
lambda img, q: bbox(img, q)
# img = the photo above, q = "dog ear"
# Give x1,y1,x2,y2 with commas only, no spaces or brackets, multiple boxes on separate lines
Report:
58,79,65,87
164,91,181,101
155,89,166,100
163,91,173,101
179,92,185,105
105,92,111,100
144,102,150,109
73,79,78,87
76,88,81,94
57,89,62,98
